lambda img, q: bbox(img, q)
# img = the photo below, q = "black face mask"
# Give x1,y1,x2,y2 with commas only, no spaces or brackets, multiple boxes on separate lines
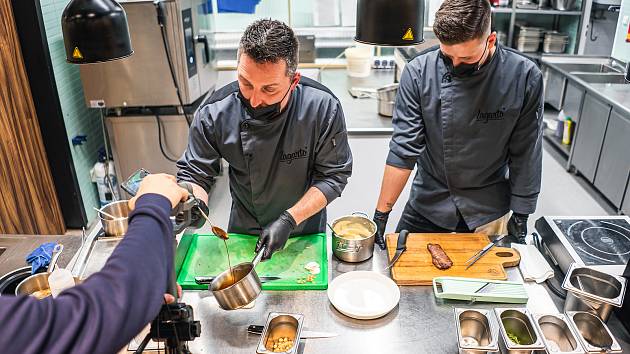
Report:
238,82,294,121
442,37,490,77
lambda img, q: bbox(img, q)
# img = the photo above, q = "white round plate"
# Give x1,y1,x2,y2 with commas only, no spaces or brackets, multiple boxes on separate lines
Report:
327,271,400,320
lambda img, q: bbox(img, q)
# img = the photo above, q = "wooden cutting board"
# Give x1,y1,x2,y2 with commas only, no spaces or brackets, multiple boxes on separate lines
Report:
386,233,520,285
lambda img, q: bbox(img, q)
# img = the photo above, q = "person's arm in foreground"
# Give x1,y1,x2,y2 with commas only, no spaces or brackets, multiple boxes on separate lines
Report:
0,174,188,354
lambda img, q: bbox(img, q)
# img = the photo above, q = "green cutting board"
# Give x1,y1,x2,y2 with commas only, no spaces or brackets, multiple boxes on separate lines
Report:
177,233,328,290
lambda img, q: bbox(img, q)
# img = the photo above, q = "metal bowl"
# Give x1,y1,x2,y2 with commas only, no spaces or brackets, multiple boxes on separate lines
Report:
99,200,130,236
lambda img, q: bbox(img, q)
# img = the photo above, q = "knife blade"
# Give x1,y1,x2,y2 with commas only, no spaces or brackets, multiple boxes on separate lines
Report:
247,325,338,339
465,235,507,270
384,230,409,270
195,276,281,285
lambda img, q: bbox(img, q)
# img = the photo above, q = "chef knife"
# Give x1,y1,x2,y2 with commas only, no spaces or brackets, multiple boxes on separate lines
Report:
384,230,409,270
247,325,338,339
195,276,281,285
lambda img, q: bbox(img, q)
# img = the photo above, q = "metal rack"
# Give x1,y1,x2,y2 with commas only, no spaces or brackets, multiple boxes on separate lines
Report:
491,0,588,53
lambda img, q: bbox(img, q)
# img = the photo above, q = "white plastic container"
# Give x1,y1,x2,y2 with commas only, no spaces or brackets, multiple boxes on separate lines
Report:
91,158,120,206
345,45,373,78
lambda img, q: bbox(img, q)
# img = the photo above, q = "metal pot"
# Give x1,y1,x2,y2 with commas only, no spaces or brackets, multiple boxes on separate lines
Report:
331,213,377,263
562,263,626,322
376,83,398,117
99,200,130,236
211,247,265,310
551,0,576,10
15,245,80,299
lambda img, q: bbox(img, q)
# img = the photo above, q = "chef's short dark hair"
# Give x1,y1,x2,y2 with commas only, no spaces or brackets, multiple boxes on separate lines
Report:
238,19,298,77
433,0,492,45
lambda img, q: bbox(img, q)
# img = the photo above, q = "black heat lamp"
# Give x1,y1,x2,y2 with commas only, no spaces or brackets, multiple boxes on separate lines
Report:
61,0,133,64
355,0,425,46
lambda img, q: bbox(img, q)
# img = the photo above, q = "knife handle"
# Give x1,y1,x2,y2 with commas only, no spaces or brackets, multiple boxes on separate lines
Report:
397,230,409,252
248,325,264,334
195,276,214,284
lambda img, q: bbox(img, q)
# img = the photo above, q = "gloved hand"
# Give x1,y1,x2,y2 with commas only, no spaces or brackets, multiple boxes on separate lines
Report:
25,242,57,274
373,209,391,250
255,211,297,261
507,213,529,244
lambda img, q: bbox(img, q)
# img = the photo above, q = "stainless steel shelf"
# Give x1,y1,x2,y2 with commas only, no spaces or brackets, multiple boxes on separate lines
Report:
491,7,513,13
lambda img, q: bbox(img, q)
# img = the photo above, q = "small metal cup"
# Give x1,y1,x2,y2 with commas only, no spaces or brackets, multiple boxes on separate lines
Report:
99,200,130,236
495,308,545,354
565,311,622,353
533,313,583,353
562,264,626,322
454,308,499,353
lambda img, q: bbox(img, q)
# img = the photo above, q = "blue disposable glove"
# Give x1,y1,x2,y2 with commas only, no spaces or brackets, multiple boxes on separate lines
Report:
25,242,57,274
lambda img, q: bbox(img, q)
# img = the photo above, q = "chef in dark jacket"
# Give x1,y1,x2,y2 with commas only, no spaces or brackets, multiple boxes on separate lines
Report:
0,174,188,354
177,19,353,260
373,0,543,248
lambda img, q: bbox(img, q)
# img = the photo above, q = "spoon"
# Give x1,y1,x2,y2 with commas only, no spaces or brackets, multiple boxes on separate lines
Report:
94,207,118,220
195,204,229,240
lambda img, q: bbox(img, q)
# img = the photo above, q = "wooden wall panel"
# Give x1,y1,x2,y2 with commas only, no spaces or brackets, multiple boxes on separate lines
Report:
0,0,65,234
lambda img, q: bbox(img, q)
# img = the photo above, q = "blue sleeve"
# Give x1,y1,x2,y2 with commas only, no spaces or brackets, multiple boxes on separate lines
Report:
0,194,174,354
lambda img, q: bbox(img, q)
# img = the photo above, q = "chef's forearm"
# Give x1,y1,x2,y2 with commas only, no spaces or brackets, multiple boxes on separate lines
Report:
376,165,413,212
287,187,328,225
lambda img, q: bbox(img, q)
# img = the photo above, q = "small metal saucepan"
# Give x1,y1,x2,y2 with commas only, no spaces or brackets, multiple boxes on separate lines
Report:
15,244,80,299
211,246,266,310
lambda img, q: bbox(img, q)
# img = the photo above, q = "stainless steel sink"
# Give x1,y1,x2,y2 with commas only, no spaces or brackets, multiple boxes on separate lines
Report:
571,73,628,84
555,63,621,73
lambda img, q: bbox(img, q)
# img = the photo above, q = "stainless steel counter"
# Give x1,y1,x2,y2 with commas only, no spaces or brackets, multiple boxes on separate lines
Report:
178,242,630,354
68,224,630,353
319,69,396,135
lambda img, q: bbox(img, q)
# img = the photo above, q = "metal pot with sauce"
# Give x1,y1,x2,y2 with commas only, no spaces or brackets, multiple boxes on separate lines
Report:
331,212,377,263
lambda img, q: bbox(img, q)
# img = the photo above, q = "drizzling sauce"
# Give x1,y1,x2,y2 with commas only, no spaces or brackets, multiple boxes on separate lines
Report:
223,239,234,286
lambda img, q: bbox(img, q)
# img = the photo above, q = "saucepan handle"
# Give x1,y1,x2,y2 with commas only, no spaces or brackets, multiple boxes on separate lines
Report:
252,246,265,267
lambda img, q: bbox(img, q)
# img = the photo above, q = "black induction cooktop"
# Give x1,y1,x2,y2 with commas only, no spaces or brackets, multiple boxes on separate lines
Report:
554,219,630,266
536,216,630,275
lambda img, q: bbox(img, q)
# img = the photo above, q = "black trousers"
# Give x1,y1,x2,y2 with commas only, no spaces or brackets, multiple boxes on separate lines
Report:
395,202,472,233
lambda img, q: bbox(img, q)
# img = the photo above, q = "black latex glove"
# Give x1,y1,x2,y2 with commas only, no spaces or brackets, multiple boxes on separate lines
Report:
190,199,209,229
255,211,297,260
373,209,391,250
507,213,529,244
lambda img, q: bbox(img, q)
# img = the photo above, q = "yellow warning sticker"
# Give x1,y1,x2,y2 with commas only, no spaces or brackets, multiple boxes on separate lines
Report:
72,47,83,59
402,28,414,41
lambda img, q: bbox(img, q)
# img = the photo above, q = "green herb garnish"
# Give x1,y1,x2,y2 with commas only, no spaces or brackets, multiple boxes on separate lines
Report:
507,332,521,345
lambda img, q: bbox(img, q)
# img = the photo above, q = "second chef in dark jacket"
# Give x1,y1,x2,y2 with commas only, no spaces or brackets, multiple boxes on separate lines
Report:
177,19,353,260
372,0,543,248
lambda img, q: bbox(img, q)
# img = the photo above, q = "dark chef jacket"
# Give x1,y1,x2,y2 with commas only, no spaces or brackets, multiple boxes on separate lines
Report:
388,44,544,230
0,194,173,354
177,77,353,235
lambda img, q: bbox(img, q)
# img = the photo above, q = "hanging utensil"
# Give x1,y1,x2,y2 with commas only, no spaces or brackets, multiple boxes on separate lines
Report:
465,235,508,270
384,230,409,270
